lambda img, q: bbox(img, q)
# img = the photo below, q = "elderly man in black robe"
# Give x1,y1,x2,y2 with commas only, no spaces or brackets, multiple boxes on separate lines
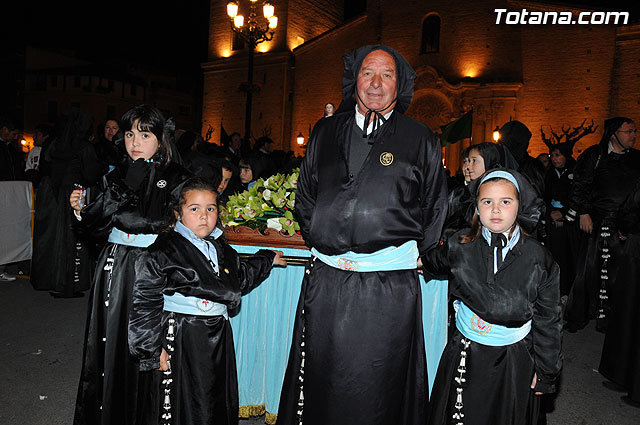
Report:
276,45,448,425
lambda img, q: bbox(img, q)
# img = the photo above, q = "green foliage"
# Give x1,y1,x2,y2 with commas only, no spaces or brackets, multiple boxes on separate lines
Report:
220,169,300,236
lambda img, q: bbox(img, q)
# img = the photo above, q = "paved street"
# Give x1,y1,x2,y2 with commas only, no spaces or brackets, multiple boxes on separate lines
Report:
0,276,638,424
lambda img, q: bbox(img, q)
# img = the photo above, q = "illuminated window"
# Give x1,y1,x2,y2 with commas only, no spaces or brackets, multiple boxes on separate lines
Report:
420,15,440,54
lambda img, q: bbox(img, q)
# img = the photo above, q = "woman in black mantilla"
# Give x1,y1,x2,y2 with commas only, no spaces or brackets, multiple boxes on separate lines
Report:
70,104,190,425
422,169,562,425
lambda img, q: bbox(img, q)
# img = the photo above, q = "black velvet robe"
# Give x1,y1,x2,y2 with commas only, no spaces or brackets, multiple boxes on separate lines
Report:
599,179,640,402
31,139,102,296
277,110,448,425
543,164,579,295
73,161,190,425
128,231,275,425
565,145,640,327
422,230,562,425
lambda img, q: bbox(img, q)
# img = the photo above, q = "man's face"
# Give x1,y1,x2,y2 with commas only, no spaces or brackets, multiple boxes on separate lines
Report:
356,49,397,115
614,121,637,151
0,126,9,141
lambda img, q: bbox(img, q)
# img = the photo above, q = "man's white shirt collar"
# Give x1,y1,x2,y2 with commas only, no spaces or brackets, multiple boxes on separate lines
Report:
355,106,393,134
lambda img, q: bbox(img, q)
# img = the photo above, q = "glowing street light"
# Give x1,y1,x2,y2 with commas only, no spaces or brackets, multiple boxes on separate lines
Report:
226,1,278,144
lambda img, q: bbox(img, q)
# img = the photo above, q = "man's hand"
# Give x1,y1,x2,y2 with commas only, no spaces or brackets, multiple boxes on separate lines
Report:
531,373,543,396
158,348,170,371
579,214,593,234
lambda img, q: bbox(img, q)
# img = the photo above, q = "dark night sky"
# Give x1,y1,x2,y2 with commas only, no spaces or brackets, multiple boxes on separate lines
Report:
3,0,638,77
6,1,210,74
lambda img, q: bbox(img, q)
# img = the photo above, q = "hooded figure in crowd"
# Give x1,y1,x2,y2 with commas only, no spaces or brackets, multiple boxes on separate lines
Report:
499,120,546,198
276,44,448,425
564,116,640,332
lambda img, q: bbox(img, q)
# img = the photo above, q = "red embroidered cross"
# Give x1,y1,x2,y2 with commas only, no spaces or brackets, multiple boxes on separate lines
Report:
201,300,209,306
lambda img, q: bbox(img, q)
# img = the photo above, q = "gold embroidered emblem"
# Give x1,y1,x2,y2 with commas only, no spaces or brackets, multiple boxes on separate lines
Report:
380,152,394,166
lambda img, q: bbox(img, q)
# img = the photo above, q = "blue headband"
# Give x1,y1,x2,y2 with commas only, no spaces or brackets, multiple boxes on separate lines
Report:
479,170,520,192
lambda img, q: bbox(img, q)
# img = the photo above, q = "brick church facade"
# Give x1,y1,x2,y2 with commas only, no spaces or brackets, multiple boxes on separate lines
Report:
202,0,640,172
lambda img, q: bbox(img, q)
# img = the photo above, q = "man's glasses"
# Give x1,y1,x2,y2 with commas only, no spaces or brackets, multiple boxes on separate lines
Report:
617,129,637,134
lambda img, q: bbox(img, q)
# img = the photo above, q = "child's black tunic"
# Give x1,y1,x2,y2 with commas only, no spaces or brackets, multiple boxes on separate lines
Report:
423,230,562,425
129,230,275,425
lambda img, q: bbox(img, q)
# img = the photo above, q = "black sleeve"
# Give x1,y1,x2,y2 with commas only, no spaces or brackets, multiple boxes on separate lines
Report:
236,248,276,295
567,148,598,220
294,126,319,244
78,176,135,238
532,256,563,393
420,241,450,280
418,132,448,255
618,179,640,236
128,250,167,371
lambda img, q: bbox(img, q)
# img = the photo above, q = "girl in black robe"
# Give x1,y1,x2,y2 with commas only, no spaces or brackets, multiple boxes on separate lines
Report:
599,178,640,406
128,177,285,425
423,169,562,425
70,105,190,425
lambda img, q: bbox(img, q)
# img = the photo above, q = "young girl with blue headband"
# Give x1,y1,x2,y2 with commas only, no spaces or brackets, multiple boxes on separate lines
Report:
422,168,563,425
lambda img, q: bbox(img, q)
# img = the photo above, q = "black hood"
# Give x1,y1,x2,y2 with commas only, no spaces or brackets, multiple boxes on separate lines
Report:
499,120,532,162
599,116,633,148
336,44,416,115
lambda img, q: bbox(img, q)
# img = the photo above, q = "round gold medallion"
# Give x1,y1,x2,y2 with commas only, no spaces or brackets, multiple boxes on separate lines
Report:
379,152,394,166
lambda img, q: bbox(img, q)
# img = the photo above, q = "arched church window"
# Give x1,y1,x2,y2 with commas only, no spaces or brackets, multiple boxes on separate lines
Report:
420,15,440,54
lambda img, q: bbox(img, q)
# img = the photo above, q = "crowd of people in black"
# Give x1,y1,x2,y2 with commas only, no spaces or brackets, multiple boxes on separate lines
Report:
1,92,639,424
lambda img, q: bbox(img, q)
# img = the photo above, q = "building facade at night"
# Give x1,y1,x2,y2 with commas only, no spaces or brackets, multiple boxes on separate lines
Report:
202,0,640,172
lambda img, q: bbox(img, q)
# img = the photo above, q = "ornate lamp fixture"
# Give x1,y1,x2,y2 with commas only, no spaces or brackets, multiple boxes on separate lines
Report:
227,1,278,144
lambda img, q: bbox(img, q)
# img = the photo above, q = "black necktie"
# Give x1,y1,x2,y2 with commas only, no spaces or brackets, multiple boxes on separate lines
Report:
490,232,507,271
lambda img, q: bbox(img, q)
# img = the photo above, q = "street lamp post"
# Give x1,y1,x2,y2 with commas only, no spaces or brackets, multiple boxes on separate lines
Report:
227,1,278,145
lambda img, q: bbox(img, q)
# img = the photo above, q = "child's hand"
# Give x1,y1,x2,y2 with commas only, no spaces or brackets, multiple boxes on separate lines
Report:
272,250,287,266
158,348,170,371
69,189,86,212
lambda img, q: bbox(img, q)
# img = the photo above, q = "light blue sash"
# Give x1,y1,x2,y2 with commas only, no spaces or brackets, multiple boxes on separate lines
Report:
454,300,531,346
107,227,157,248
311,240,418,272
163,292,228,319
